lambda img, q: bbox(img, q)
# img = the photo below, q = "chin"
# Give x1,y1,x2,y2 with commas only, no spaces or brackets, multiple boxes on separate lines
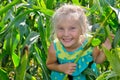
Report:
63,43,73,48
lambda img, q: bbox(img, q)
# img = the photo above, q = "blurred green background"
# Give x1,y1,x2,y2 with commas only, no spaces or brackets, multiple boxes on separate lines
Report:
0,0,120,80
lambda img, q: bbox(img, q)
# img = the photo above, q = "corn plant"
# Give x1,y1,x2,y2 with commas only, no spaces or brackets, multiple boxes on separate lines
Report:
0,0,53,80
0,0,120,80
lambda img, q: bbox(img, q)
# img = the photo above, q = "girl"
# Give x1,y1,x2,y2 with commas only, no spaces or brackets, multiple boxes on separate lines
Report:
46,4,111,80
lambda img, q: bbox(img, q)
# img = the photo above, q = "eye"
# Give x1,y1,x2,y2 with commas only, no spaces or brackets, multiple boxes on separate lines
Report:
57,27,64,31
58,27,63,30
70,26,76,30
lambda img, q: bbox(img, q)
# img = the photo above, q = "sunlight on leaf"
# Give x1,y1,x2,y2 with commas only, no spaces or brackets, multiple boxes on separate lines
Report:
91,38,101,46
12,52,20,67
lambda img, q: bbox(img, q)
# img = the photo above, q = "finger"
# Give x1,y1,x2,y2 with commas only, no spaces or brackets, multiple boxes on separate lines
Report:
71,63,77,66
68,71,73,75
71,69,75,72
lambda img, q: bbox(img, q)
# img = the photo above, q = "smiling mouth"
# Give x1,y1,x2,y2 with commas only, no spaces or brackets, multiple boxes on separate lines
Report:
63,39,72,42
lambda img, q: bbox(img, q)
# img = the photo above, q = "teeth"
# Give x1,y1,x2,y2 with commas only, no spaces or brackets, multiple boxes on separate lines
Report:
63,39,71,42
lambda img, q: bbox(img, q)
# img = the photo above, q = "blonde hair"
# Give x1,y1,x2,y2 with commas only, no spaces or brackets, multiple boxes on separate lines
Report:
51,4,88,40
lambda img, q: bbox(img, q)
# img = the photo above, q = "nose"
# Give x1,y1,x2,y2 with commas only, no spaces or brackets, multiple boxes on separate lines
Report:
64,29,69,37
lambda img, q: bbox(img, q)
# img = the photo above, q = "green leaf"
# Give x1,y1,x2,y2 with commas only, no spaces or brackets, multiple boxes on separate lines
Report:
72,0,80,5
83,68,98,80
22,31,39,49
0,68,9,80
12,52,20,67
0,0,20,15
112,28,120,48
106,71,120,79
0,9,36,40
46,0,54,9
16,46,28,80
39,0,46,8
93,0,103,14
34,45,50,80
91,38,101,46
106,0,116,6
33,5,54,16
3,33,12,54
102,46,120,76
96,71,111,80
37,16,47,54
110,6,120,23
26,73,36,80
12,29,20,51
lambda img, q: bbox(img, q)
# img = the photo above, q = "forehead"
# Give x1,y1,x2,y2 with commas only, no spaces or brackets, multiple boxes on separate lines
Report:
56,15,80,27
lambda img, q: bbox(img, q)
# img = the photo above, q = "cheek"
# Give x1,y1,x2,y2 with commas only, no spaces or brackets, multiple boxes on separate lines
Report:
72,31,81,37
56,32,62,38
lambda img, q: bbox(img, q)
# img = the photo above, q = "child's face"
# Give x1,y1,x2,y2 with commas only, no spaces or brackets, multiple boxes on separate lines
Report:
55,16,82,51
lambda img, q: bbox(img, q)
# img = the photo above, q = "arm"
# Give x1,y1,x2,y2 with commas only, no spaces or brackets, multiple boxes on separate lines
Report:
92,38,111,64
92,46,106,63
46,43,76,75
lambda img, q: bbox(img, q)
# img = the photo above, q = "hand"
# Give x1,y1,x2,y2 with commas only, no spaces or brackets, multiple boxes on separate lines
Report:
103,33,114,50
103,38,111,49
58,63,76,75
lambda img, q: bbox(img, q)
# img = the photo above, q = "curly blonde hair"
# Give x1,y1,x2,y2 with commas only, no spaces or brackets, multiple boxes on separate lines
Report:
51,4,88,40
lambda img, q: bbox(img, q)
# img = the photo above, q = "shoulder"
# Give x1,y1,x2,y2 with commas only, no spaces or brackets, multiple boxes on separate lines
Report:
48,43,56,55
46,43,57,65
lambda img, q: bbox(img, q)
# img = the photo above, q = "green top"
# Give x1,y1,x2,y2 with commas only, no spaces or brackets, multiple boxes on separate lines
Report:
50,39,98,80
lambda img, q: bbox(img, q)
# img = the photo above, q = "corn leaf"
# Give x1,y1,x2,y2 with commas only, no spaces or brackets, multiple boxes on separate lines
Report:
12,52,20,68
0,68,9,80
15,46,28,80
102,45,120,76
0,0,20,15
72,0,80,5
46,0,54,9
34,45,50,80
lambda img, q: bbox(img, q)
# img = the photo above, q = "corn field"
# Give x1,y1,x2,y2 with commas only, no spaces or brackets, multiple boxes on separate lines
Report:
0,0,120,80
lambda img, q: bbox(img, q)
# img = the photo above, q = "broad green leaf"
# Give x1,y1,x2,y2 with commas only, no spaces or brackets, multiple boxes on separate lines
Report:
110,6,120,23
99,0,109,8
34,45,50,80
72,0,80,5
89,0,93,7
92,24,106,42
106,71,120,80
3,33,12,54
83,68,97,80
104,25,112,42
0,53,7,61
87,3,98,15
26,73,36,80
39,0,46,8
38,16,47,54
0,0,20,15
16,46,28,80
24,31,39,45
96,71,111,80
12,29,20,51
12,52,20,67
102,46,120,76
91,38,101,46
46,17,51,46
93,0,103,14
0,68,9,80
22,31,39,50
112,28,120,48
46,0,54,9
106,0,116,6
0,9,36,40
33,5,54,16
